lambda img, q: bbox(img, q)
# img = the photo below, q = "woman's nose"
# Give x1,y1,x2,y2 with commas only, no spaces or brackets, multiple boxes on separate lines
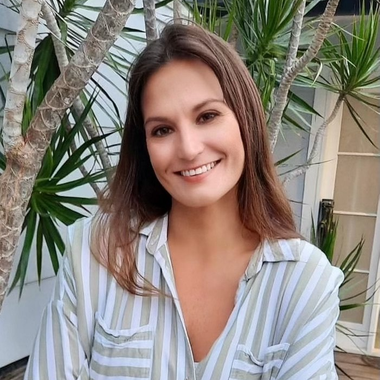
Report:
176,126,204,161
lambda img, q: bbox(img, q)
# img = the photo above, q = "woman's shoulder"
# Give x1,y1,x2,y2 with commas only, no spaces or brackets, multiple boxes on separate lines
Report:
298,239,342,273
264,238,344,319
269,237,338,264
65,214,165,271
265,237,343,281
64,216,102,280
278,239,343,283
66,216,94,256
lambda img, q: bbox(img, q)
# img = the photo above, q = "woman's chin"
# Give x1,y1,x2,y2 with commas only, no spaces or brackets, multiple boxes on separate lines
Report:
171,194,219,210
171,188,237,211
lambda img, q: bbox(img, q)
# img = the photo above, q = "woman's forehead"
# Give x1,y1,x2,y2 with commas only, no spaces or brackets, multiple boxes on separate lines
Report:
141,60,224,118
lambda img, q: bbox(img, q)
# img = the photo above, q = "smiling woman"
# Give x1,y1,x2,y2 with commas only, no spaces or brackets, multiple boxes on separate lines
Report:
143,60,245,209
24,24,344,380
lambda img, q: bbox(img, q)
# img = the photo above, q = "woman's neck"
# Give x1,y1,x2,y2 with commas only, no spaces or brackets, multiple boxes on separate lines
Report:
168,197,259,261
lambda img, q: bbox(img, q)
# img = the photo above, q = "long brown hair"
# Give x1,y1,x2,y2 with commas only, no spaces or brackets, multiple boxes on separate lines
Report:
91,23,299,294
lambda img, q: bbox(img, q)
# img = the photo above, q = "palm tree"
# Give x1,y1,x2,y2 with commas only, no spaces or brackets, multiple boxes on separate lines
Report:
0,0,137,310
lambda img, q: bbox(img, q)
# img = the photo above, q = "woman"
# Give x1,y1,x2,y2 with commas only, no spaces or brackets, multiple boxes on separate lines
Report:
25,24,343,380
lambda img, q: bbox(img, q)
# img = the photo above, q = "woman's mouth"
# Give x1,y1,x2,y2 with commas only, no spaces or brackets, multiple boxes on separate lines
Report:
179,160,220,177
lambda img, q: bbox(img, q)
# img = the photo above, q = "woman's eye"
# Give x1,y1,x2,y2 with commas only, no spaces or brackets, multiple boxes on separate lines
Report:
198,112,218,123
152,126,171,137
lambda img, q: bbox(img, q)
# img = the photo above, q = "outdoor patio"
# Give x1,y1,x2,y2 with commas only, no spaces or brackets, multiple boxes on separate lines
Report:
335,352,380,380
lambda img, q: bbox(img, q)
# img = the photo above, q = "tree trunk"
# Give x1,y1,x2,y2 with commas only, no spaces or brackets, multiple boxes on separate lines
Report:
0,0,42,310
229,23,239,49
41,2,112,187
3,0,42,152
0,0,136,311
173,0,182,24
282,94,344,184
143,0,158,44
267,0,341,153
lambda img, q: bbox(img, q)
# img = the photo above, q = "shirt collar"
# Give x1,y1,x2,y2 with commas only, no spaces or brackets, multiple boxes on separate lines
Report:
139,214,168,255
244,238,301,280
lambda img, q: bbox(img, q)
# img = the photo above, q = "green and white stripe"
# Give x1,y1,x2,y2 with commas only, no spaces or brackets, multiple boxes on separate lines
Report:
25,215,343,380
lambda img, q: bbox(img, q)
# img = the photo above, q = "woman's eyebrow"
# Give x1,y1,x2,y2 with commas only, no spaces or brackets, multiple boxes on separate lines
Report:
192,98,225,112
144,116,171,128
144,98,225,128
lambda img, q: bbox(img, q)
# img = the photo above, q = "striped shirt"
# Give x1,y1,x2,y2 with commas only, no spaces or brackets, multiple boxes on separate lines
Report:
25,215,343,380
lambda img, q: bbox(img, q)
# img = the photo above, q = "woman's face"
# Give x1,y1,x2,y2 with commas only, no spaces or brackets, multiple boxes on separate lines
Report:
142,59,245,209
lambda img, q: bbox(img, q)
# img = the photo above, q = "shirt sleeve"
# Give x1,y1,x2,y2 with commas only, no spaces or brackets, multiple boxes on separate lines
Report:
277,265,344,380
24,227,90,380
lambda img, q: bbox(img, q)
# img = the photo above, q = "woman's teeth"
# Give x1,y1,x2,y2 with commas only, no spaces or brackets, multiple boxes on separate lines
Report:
181,161,217,177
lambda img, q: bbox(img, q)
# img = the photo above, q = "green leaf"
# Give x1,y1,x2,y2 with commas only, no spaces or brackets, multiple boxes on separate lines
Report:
345,99,379,149
282,113,309,132
310,212,317,246
43,217,65,255
30,37,59,113
51,91,98,171
0,150,6,171
37,194,87,225
45,194,98,206
40,218,60,274
340,303,366,311
53,133,111,180
39,170,106,193
38,146,55,179
275,149,303,166
8,209,37,296
288,92,322,117
0,45,14,55
36,220,43,284
304,0,324,15
30,193,48,216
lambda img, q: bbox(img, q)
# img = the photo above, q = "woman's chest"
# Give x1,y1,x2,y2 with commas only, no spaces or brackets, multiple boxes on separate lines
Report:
87,279,291,380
